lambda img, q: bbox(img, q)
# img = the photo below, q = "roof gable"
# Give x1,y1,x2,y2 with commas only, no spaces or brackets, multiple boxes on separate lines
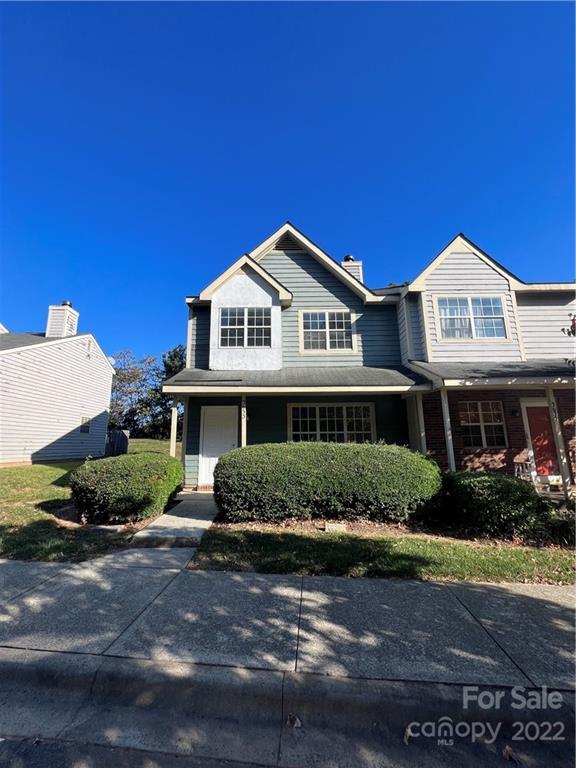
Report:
249,222,383,304
0,333,115,373
197,254,293,306
408,233,524,292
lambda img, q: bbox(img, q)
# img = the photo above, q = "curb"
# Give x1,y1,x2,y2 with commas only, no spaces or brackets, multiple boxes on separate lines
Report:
0,648,573,767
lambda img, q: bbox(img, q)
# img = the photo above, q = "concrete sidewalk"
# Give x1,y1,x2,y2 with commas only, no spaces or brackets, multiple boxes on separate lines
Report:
0,556,573,766
131,492,217,547
0,557,571,687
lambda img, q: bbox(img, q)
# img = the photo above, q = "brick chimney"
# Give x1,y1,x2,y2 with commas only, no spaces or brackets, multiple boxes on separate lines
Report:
341,255,363,283
46,301,79,338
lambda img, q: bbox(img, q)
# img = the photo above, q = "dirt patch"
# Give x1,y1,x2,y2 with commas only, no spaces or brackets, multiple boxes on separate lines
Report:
210,518,569,550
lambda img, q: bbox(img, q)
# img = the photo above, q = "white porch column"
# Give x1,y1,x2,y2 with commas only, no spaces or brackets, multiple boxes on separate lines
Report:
440,388,456,471
546,387,571,500
180,396,189,469
169,399,179,458
240,395,247,447
416,392,427,454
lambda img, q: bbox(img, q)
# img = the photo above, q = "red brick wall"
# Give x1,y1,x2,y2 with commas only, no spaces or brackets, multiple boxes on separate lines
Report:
422,388,575,479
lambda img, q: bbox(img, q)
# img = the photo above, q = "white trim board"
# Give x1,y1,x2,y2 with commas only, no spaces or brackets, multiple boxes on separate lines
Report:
443,378,574,388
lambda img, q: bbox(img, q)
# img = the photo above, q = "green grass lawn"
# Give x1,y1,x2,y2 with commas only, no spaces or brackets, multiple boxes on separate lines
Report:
0,462,130,561
193,525,575,584
128,438,181,458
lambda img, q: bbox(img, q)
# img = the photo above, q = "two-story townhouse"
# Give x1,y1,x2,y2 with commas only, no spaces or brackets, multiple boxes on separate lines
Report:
395,234,576,495
163,224,575,497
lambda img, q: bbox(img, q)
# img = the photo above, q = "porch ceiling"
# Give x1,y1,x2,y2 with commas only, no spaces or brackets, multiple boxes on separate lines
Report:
163,365,429,394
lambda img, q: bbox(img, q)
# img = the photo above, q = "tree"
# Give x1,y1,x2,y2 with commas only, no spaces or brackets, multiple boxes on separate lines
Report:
108,350,158,434
142,344,186,438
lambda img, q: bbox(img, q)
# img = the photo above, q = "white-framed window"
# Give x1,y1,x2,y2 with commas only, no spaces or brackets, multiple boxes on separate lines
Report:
458,401,507,448
80,416,90,434
437,296,507,339
301,310,354,351
220,307,271,348
288,403,375,443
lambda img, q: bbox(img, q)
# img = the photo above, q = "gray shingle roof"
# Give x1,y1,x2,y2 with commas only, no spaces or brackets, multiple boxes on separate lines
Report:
164,365,427,389
410,359,575,381
0,333,86,352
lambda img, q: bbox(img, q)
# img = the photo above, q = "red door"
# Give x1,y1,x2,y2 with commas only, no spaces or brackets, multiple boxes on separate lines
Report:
525,406,559,476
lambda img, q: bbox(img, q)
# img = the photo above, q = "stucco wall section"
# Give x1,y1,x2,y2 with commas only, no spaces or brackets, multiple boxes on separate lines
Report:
209,268,282,370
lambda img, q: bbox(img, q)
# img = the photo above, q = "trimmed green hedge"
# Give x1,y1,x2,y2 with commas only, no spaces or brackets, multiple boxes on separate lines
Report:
213,442,442,522
70,452,183,525
437,471,549,539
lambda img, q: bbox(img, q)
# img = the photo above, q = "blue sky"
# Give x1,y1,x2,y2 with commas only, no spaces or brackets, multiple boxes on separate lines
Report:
1,1,573,359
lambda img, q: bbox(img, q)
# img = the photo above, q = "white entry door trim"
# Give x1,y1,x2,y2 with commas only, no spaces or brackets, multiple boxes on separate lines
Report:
198,405,238,486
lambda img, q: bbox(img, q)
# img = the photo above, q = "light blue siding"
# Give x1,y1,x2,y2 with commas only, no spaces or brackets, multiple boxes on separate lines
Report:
247,395,409,446
190,306,210,369
260,249,401,366
184,394,410,485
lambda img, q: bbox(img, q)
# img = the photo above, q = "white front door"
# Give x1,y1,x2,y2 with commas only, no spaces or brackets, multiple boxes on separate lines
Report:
198,406,238,486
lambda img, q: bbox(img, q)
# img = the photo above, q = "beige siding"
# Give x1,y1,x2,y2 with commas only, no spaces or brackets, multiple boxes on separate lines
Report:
424,251,523,362
516,292,576,359
0,337,113,463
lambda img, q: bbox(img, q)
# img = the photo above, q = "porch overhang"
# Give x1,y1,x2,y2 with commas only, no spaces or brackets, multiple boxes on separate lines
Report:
406,360,575,390
163,365,430,395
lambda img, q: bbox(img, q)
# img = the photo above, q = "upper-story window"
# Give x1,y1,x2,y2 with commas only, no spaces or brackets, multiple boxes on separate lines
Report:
437,297,507,340
301,310,354,351
220,307,271,348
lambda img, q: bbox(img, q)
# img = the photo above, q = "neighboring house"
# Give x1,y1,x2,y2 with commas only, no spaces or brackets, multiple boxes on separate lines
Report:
0,302,115,464
163,223,575,496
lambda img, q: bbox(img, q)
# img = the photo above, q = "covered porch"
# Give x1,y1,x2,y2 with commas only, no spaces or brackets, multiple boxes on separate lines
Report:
408,360,576,499
162,366,428,489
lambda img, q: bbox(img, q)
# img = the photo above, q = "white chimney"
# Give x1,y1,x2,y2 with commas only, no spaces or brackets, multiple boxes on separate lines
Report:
46,301,79,338
341,255,363,283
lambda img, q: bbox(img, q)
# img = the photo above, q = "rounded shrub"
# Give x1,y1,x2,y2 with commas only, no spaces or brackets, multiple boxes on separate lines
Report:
438,471,548,539
70,452,183,525
213,442,442,523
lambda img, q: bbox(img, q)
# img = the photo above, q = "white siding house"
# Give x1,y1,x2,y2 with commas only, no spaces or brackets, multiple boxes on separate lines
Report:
0,303,114,464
